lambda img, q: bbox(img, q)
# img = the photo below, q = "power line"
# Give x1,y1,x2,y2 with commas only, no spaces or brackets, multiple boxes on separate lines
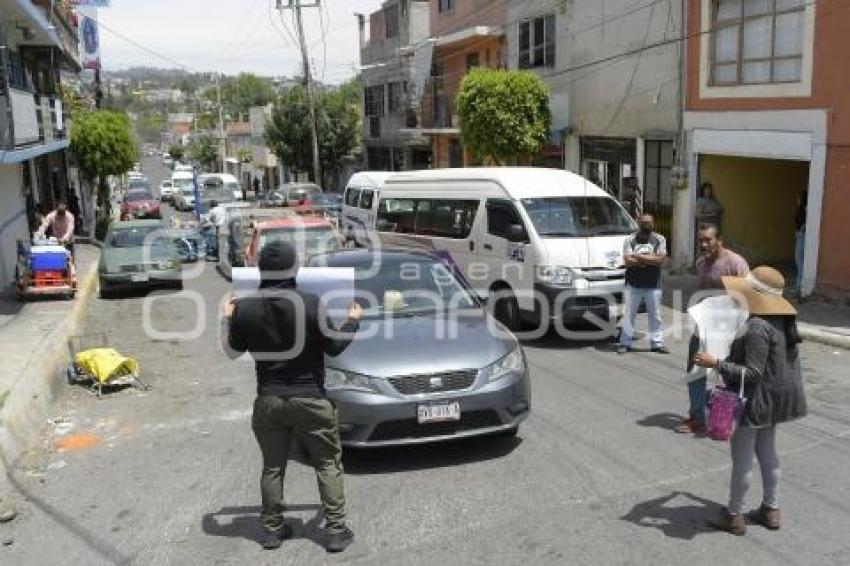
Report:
97,20,191,70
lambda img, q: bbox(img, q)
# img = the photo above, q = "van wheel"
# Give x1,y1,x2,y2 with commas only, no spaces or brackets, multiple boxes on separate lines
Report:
490,287,520,331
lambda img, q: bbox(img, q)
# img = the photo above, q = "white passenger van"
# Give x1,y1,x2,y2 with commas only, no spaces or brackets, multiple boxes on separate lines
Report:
370,167,636,330
341,171,395,247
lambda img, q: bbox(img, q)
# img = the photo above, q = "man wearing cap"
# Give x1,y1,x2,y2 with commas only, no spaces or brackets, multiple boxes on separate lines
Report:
221,240,362,553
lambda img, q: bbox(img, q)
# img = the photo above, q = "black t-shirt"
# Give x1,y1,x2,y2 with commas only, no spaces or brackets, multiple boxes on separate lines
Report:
624,232,667,289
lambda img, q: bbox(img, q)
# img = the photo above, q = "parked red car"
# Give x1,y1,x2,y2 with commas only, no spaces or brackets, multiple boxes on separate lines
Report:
121,190,161,220
244,216,343,267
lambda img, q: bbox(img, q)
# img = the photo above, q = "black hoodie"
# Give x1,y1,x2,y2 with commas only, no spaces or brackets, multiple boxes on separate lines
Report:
222,241,359,397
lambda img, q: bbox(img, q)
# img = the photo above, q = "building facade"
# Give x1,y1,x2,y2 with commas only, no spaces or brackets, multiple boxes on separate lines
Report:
360,0,431,171
1,0,80,290
418,0,508,168
506,0,684,245
680,0,849,298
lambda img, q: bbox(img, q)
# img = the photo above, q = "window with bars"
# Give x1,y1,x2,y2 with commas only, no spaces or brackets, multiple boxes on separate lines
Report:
439,0,455,14
711,0,806,85
519,14,556,69
364,84,385,117
387,81,406,114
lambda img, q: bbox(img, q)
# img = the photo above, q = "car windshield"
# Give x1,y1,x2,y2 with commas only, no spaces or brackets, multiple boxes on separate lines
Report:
128,181,148,191
126,191,154,202
521,196,636,237
172,178,194,191
314,194,340,205
225,182,239,192
108,226,164,248
259,226,341,256
314,255,479,318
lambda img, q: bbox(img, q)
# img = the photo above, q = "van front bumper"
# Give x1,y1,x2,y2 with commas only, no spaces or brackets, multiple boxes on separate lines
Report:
534,278,625,323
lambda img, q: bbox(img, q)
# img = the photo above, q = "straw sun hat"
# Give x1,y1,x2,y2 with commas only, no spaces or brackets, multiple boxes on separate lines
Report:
722,266,796,316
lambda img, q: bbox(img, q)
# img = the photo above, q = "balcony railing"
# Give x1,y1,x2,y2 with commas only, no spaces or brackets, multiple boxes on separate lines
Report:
31,0,81,67
0,88,66,151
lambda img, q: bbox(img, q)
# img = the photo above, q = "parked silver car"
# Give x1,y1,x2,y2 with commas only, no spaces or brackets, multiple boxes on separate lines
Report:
310,250,531,447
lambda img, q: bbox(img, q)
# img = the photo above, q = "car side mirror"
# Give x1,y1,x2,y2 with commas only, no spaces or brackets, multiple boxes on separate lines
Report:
507,224,527,243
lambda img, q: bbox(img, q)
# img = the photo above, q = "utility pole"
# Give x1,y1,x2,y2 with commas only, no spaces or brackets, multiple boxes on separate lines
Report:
277,0,321,184
216,73,226,172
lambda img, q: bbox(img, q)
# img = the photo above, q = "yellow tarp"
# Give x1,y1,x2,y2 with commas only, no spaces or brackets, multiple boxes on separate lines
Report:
74,348,140,384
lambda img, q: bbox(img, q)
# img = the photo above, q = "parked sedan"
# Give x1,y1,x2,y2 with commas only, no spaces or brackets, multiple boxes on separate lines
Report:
121,190,161,220
244,216,342,267
309,250,531,447
173,186,197,212
98,220,182,298
311,193,343,221
159,180,175,202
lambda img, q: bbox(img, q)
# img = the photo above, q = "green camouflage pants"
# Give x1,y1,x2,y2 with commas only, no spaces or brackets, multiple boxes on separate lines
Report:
251,395,347,533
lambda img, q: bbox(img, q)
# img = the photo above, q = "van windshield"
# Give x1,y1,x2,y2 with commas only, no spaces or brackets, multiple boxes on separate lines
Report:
521,197,636,237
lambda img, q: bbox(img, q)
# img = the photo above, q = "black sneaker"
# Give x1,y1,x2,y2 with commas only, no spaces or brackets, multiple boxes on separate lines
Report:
325,527,354,553
651,345,670,354
260,524,292,550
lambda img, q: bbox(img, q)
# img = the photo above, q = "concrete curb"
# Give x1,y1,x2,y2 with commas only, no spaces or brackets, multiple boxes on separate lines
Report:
0,257,99,493
798,323,850,350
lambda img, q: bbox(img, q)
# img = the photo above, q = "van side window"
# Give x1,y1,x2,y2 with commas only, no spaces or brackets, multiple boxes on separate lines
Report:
360,189,374,209
377,198,478,238
415,199,479,238
486,199,524,239
345,188,361,207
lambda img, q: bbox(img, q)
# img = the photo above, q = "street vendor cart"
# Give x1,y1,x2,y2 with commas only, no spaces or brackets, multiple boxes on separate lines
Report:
15,238,77,300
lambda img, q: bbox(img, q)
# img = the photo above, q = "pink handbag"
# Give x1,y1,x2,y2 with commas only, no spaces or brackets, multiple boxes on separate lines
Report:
707,369,746,441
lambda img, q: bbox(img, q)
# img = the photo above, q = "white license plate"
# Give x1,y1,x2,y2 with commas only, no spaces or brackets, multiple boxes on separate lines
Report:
417,402,461,423
130,273,149,283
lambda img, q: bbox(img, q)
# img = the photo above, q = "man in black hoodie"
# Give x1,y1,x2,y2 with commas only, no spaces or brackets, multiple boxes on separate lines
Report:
221,240,361,552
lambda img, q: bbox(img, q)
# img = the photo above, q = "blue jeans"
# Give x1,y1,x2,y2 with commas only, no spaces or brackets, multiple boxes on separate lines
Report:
619,285,664,348
688,375,708,424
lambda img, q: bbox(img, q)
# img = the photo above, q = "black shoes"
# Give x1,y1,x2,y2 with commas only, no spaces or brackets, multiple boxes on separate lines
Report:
325,527,355,553
651,345,670,354
261,524,293,550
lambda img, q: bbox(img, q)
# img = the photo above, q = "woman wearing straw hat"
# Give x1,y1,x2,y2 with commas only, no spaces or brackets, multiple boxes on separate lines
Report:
693,266,807,535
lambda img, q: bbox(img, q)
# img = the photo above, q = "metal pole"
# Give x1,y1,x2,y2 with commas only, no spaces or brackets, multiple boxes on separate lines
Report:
281,0,322,185
216,74,226,172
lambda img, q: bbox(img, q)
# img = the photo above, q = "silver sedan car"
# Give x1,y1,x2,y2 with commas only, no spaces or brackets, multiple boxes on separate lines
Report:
311,250,531,447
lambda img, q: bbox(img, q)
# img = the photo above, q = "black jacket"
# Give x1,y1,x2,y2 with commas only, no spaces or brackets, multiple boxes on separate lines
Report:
717,316,807,427
223,282,359,397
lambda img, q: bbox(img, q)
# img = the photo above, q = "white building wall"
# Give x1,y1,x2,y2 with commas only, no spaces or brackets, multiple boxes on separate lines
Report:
0,164,29,289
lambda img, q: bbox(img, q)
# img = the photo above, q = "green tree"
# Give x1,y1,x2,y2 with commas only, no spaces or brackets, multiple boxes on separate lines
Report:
237,147,253,164
168,144,185,161
70,111,137,232
205,73,276,117
188,134,218,171
455,69,550,165
134,110,166,144
265,83,360,185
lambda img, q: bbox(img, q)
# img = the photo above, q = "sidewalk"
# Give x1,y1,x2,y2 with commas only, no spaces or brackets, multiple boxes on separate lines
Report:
664,273,850,349
0,244,100,491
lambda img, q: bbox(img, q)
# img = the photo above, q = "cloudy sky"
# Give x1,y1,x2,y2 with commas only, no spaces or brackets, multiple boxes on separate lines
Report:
98,0,385,82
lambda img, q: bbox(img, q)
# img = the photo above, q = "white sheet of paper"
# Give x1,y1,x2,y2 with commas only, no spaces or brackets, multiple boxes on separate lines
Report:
685,295,748,387
231,266,355,324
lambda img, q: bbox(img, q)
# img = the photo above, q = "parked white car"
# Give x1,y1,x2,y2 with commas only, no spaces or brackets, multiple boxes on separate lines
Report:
171,171,196,211
159,180,174,202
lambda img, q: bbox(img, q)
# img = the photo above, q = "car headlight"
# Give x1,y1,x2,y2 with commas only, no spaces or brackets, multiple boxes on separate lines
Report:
325,368,380,394
479,347,524,383
537,265,575,287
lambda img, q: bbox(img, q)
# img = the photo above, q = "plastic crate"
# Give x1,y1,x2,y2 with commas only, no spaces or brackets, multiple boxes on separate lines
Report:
30,251,68,271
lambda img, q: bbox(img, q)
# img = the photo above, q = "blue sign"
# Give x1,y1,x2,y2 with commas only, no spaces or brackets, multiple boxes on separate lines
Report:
82,17,99,55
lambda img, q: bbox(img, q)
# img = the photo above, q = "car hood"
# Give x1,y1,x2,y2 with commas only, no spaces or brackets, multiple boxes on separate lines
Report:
326,310,517,378
539,235,628,269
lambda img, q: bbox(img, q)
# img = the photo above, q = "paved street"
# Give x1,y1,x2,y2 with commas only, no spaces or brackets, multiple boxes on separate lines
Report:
2,163,850,565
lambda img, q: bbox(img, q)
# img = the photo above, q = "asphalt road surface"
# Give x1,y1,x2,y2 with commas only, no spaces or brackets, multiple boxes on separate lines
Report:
3,159,850,565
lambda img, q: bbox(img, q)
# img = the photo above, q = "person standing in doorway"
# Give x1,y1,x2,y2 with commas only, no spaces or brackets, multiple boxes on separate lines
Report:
253,176,261,197
221,240,362,553
694,266,806,535
696,182,724,231
618,214,669,354
676,224,750,434
794,190,807,291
